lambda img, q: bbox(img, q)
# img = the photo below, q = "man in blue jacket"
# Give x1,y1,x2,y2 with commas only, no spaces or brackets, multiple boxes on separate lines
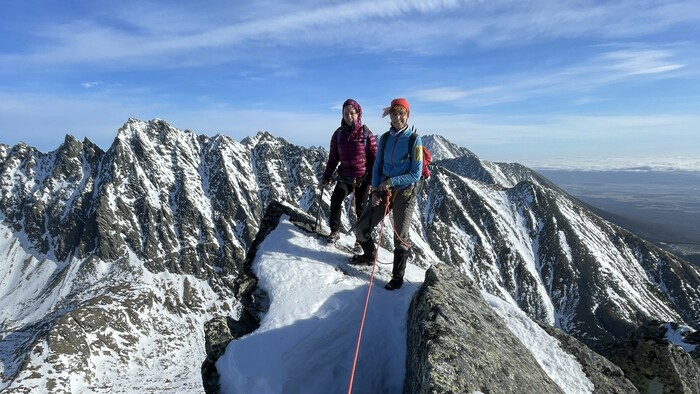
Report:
351,98,423,291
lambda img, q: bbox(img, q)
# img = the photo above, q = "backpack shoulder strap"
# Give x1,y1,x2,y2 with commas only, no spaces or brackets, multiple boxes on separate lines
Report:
334,127,343,146
408,131,418,163
379,131,389,155
362,125,371,152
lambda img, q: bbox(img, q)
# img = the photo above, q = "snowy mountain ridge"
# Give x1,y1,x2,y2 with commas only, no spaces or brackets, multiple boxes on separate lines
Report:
214,211,595,393
1,118,699,392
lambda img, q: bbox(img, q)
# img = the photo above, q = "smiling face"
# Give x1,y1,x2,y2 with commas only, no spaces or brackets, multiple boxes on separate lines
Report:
343,105,359,127
389,106,408,131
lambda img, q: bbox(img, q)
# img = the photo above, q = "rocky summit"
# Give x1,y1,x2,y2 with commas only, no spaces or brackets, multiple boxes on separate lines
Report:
1,118,699,392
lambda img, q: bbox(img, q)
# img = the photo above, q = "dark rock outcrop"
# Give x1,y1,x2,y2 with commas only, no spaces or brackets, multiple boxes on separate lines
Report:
600,321,700,393
686,331,700,364
404,264,565,394
604,339,700,393
201,315,258,394
536,323,639,393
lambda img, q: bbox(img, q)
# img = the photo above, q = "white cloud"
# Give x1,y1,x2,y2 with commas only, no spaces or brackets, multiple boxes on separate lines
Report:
1,0,698,174
419,112,700,142
406,45,688,109
81,81,104,89
1,1,471,69
603,49,685,75
3,0,699,70
526,156,700,171
413,87,469,102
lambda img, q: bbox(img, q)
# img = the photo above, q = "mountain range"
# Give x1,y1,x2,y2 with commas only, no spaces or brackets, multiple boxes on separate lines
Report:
1,118,699,392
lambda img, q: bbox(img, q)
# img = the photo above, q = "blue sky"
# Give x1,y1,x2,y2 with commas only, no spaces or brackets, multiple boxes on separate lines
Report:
1,0,699,169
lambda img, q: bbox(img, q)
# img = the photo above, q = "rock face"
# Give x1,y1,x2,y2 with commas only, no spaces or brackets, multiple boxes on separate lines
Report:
604,339,700,393
536,323,639,393
600,322,700,393
404,263,700,393
686,331,700,364
404,264,565,394
202,316,236,394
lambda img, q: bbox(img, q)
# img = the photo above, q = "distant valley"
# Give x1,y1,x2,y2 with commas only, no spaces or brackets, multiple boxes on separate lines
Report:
538,169,700,265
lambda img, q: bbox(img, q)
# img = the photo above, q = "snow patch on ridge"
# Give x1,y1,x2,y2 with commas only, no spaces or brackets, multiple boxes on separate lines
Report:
217,217,425,394
483,292,594,394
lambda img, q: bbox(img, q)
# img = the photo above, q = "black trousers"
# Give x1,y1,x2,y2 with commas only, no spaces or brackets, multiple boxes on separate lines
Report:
353,181,422,279
329,179,370,233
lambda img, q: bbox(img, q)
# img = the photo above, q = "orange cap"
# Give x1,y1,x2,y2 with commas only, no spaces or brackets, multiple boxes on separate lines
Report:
382,98,410,117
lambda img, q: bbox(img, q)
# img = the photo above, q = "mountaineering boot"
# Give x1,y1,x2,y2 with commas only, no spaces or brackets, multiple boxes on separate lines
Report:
349,239,375,265
349,254,373,266
392,249,410,280
385,249,410,290
353,239,362,253
326,231,340,243
384,277,403,291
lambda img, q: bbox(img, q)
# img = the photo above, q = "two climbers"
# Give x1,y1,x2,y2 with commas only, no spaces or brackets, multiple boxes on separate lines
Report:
320,97,425,291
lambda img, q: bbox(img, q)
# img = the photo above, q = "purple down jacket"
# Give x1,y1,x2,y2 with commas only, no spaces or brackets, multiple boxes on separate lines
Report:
322,124,377,182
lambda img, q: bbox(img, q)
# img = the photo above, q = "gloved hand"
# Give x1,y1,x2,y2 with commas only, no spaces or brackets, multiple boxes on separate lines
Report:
371,192,382,206
320,179,330,189
377,180,391,192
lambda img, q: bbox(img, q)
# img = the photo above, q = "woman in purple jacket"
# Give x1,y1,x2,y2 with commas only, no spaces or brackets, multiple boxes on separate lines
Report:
320,99,378,243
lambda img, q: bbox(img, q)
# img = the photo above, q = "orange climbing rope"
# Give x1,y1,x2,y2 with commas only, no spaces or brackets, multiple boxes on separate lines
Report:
347,190,391,394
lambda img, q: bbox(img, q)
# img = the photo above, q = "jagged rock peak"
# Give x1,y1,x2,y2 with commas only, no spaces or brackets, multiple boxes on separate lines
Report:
5,140,33,157
422,134,477,161
198,132,231,148
240,130,291,148
80,137,104,158
61,134,81,147
54,134,83,159
115,118,199,149
0,135,102,160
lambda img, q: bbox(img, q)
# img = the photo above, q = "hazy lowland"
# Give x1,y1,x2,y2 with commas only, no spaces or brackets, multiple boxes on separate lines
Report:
539,169,700,265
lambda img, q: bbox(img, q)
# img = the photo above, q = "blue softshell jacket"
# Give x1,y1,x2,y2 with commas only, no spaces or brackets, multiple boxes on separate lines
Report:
372,126,423,190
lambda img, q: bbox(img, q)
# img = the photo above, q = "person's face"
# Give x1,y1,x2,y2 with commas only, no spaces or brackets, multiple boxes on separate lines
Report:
390,108,408,130
343,106,359,126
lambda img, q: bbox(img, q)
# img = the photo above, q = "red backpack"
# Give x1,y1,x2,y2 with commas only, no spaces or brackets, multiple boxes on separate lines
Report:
419,143,432,179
